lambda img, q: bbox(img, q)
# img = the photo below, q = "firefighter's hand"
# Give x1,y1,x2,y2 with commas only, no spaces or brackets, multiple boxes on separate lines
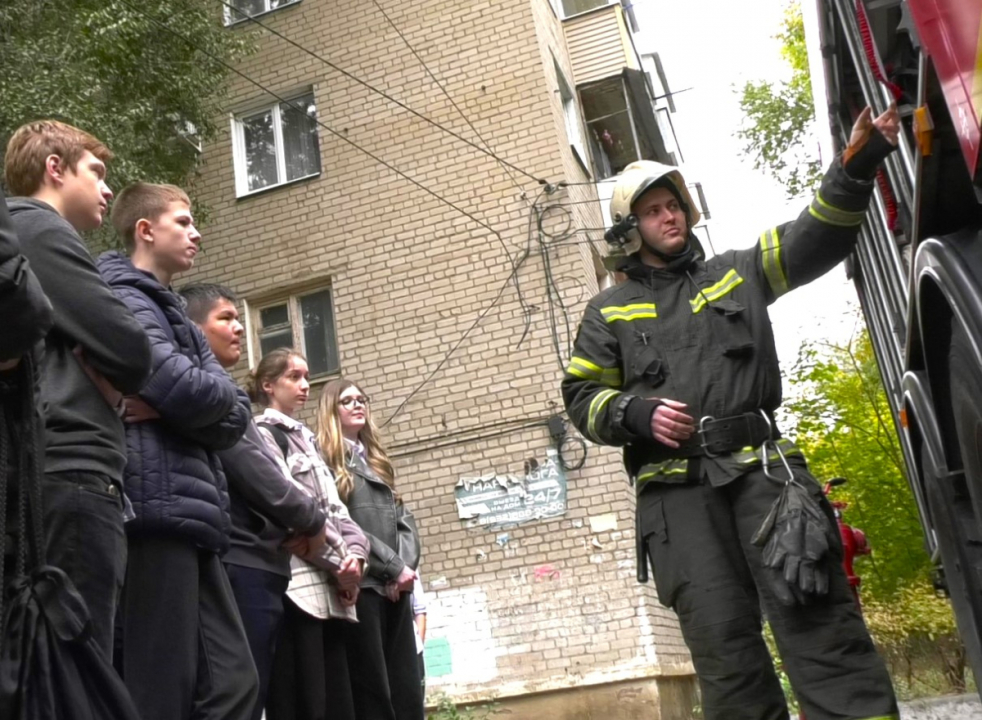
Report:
843,104,899,179
650,399,695,449
871,103,900,146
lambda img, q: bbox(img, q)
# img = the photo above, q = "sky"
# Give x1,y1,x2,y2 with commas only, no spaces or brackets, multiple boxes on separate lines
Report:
631,0,864,371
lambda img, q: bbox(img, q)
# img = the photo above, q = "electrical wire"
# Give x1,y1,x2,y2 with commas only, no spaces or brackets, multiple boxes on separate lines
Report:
389,417,553,458
224,0,542,330
218,0,546,187
381,249,531,427
122,0,513,242
558,433,588,471
534,199,577,371
114,0,549,430
389,422,545,458
366,0,532,206
221,0,542,326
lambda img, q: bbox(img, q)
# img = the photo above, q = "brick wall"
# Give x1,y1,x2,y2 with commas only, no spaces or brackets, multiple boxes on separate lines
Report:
190,0,691,704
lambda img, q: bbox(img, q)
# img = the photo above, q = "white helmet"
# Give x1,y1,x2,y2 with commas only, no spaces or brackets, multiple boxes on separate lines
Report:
607,161,701,256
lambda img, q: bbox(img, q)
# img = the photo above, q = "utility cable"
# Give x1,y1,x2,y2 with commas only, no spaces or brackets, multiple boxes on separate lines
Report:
219,0,546,187
220,0,537,340
382,250,531,427
117,0,544,428
366,0,532,205
119,0,520,254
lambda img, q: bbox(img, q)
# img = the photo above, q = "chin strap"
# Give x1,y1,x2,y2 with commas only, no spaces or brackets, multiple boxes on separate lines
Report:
642,233,699,273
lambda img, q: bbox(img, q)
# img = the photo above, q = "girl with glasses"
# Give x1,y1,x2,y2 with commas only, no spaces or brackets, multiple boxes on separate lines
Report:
317,378,423,720
248,349,368,720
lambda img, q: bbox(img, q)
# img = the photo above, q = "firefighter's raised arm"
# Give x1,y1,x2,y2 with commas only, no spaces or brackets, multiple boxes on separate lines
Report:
752,104,900,303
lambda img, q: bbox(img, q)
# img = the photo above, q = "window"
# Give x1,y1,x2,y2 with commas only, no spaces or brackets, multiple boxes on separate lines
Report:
554,60,588,169
225,0,301,25
232,92,320,196
250,287,340,377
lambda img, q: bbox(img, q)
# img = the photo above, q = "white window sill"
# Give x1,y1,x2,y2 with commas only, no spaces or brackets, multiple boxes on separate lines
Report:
225,1,303,27
235,172,320,201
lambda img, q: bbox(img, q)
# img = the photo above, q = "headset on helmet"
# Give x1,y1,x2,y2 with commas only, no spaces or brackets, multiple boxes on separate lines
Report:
605,161,702,257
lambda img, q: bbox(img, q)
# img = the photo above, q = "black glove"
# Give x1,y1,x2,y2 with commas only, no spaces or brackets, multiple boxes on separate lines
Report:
753,477,835,606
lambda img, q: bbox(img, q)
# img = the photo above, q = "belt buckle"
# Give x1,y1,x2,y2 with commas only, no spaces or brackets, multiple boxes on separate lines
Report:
699,416,719,458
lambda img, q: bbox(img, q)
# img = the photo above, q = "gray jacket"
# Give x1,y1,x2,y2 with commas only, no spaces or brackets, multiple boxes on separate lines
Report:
218,419,328,577
345,451,420,590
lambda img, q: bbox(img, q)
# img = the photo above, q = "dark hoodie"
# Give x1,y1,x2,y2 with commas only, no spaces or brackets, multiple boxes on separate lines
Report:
6,198,151,481
0,192,53,361
96,251,250,553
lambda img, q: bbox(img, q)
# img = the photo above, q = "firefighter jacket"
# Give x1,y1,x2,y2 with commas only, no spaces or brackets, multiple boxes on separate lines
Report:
562,160,875,489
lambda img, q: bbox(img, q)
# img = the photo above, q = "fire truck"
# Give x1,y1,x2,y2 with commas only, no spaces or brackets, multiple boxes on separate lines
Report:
807,0,982,683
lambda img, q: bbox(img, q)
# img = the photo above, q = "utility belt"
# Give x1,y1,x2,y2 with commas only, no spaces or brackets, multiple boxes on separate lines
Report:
631,411,783,488
673,411,777,458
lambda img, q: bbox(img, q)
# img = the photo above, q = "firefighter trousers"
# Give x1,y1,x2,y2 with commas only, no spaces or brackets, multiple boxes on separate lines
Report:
639,466,898,720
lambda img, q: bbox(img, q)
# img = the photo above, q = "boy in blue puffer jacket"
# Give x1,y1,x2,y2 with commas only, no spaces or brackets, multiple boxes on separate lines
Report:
97,183,259,720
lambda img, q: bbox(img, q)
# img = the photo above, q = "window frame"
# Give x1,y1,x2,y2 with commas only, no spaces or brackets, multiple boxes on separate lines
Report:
231,91,321,198
553,59,590,174
224,0,302,27
245,283,341,380
558,0,616,20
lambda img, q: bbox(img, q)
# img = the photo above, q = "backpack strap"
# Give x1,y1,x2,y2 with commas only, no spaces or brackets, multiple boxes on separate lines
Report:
257,421,290,460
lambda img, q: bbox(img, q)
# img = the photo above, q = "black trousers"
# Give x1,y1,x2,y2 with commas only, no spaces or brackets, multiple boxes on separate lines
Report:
640,466,898,720
346,590,424,720
225,564,290,720
42,470,127,659
266,596,355,720
120,536,259,720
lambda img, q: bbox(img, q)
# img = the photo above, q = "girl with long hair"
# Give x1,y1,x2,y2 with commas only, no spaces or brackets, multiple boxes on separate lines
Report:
248,349,368,720
317,378,423,720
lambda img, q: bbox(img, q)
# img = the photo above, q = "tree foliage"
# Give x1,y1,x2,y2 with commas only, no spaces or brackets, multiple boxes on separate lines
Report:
737,1,822,198
0,0,253,246
785,329,930,600
784,328,967,695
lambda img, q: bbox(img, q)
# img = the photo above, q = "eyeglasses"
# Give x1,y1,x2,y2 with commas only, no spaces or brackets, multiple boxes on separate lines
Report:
339,395,370,408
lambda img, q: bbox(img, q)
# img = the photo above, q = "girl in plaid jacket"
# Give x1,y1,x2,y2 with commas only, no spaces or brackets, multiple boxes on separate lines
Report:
249,348,368,720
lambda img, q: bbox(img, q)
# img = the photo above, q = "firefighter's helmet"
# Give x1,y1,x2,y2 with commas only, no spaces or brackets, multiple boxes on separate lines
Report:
607,161,701,256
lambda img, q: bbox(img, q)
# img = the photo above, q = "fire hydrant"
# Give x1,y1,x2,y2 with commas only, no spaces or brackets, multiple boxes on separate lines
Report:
824,476,871,604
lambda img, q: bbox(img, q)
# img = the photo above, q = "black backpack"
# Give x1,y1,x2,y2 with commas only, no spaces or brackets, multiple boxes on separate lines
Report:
257,422,290,460
0,356,141,720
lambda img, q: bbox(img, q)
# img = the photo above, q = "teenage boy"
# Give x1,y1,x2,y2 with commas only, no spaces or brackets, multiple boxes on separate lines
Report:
97,183,258,720
181,281,329,720
4,121,151,657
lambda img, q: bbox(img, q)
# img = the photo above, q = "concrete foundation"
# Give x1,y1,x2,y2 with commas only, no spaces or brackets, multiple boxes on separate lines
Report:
431,674,700,720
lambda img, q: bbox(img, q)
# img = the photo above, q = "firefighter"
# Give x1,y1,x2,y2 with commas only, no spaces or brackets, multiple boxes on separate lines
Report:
562,106,901,720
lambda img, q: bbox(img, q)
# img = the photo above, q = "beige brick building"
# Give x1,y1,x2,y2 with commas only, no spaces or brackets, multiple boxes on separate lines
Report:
191,0,699,716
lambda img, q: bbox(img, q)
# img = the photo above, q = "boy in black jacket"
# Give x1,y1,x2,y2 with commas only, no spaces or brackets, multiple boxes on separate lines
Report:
98,183,257,720
4,121,151,657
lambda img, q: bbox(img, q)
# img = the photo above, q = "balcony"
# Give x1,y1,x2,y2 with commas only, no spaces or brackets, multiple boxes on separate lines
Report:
563,3,638,86
562,3,672,179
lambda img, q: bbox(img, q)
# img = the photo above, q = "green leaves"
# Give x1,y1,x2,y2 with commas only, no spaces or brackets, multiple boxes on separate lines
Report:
0,0,254,250
785,329,965,694
786,330,927,601
736,1,822,199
